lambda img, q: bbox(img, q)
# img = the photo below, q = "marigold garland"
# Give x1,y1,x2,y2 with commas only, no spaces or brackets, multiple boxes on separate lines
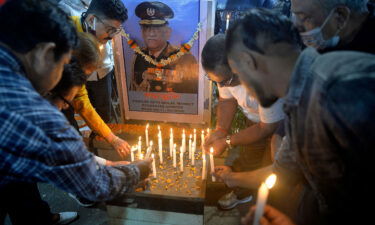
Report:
121,23,201,68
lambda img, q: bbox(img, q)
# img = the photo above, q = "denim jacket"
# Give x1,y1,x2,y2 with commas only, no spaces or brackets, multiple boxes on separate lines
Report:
274,48,375,224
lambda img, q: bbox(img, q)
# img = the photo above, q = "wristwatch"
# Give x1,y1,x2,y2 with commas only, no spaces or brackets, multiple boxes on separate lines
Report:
225,135,233,149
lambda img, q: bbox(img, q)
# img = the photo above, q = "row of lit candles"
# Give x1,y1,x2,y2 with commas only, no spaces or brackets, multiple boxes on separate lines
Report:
128,125,215,181
131,124,277,225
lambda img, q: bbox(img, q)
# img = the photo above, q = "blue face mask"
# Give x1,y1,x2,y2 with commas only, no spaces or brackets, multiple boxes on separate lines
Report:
300,10,341,50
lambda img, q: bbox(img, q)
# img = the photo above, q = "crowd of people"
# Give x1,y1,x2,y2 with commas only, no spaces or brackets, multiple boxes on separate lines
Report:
0,0,374,225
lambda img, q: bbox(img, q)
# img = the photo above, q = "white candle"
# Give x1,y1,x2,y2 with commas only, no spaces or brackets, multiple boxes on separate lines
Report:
192,142,196,166
152,153,157,178
201,130,205,150
253,174,277,225
158,133,163,164
193,129,197,150
146,141,153,159
180,146,184,172
169,128,173,157
138,136,142,155
182,129,186,153
202,153,206,180
173,144,177,168
130,146,135,162
226,13,230,30
209,147,215,182
145,123,149,146
189,134,192,160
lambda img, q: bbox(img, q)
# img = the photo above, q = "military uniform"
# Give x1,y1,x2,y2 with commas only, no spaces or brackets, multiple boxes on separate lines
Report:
130,1,199,93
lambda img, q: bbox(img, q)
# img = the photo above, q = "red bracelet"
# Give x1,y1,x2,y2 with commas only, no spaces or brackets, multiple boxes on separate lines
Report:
215,127,228,135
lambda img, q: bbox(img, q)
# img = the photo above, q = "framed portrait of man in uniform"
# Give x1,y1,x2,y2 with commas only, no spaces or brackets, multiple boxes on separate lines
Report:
113,0,215,124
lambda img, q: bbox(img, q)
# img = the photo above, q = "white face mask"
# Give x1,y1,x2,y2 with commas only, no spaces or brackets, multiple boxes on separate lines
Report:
300,9,341,50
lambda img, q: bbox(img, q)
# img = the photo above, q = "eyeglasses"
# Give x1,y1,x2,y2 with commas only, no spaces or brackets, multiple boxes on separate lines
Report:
204,73,235,87
95,16,123,36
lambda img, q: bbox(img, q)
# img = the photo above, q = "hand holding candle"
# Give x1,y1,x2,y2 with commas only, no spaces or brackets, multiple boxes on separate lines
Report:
253,174,277,225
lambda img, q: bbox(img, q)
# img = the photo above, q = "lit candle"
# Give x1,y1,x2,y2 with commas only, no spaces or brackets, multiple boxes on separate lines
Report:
145,123,149,146
253,174,277,225
146,141,153,159
180,146,184,172
158,133,163,164
193,129,197,150
201,130,205,150
209,147,216,182
169,128,173,157
226,13,230,31
138,136,142,155
182,129,186,153
139,153,144,160
192,142,195,166
130,146,135,162
202,152,206,180
173,144,177,168
189,134,192,160
152,153,157,178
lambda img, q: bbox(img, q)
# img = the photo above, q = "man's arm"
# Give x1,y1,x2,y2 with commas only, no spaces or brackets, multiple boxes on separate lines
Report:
0,108,147,202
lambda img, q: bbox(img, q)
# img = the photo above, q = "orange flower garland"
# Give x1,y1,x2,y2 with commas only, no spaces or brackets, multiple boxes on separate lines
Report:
121,23,201,68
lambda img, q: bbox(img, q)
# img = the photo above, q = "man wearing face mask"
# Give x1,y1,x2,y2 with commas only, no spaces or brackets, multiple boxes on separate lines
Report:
291,0,375,53
66,0,134,160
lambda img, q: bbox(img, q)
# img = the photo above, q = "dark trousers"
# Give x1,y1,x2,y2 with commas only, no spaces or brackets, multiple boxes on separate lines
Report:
0,183,54,225
86,70,113,123
229,138,270,199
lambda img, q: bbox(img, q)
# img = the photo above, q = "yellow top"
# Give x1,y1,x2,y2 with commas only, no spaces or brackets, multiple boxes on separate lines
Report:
70,16,112,139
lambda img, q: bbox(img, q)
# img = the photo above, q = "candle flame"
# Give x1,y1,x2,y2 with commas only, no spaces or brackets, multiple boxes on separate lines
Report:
265,174,277,189
194,129,196,133
139,136,142,141
190,134,192,138
170,128,172,133
207,128,210,133
227,13,230,20
140,153,144,160
202,130,204,134
158,125,160,130
152,153,155,158
99,44,104,50
150,141,153,146
146,123,149,129
210,147,214,154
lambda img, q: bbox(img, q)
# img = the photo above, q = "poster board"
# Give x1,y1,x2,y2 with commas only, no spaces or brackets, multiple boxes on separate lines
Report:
113,0,215,124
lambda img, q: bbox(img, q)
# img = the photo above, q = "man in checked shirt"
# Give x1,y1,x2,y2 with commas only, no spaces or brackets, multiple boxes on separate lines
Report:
0,1,151,224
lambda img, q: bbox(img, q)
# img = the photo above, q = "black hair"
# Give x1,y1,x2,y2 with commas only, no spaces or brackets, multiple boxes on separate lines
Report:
87,0,128,22
0,0,78,60
226,8,301,56
51,60,87,96
202,34,228,72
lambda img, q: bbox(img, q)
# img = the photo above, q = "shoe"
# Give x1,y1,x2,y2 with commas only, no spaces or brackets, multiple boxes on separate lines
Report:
68,193,95,207
218,191,253,210
55,212,78,225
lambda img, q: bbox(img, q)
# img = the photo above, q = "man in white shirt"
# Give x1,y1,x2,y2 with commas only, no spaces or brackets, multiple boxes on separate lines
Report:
59,0,115,122
202,34,284,210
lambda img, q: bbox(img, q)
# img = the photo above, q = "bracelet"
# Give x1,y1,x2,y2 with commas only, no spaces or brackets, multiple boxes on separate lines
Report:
215,127,228,135
225,135,233,149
